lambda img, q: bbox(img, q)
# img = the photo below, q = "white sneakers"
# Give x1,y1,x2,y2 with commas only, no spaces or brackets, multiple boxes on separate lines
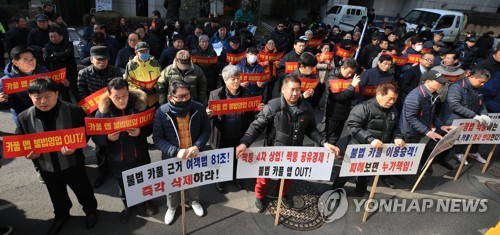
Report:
469,153,487,163
164,201,204,225
455,153,487,165
164,208,176,225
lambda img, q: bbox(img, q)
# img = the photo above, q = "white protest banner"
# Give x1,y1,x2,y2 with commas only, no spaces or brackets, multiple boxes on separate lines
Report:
452,114,500,145
96,0,112,11
122,160,167,207
236,146,335,180
421,125,464,168
213,42,223,56
164,148,234,194
339,144,426,177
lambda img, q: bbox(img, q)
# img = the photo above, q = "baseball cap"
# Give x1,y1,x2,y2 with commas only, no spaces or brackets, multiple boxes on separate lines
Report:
135,42,150,52
422,70,448,83
90,46,110,59
36,14,49,21
466,37,477,42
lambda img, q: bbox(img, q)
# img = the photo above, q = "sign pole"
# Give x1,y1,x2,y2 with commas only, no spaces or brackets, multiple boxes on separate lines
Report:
411,157,436,192
362,175,379,222
274,179,285,226
482,144,497,173
454,144,472,181
181,190,187,235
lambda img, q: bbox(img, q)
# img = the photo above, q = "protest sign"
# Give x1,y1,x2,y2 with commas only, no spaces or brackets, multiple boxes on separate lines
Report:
77,87,107,115
85,107,156,135
452,118,500,144
226,52,246,64
258,51,283,62
329,79,360,93
3,127,86,158
240,72,270,83
191,56,218,65
316,52,334,63
299,78,319,91
339,144,425,177
236,146,335,180
208,96,261,116
2,68,66,94
285,62,317,74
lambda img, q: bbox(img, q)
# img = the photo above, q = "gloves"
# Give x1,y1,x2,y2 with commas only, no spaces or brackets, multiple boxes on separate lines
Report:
473,115,487,126
480,115,492,127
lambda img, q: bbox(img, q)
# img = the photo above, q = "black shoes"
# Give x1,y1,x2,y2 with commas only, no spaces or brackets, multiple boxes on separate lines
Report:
234,179,244,190
93,175,105,188
281,194,294,209
85,213,97,229
47,215,70,235
255,198,265,213
215,182,225,193
382,177,397,189
143,201,158,216
120,209,131,224
0,225,12,235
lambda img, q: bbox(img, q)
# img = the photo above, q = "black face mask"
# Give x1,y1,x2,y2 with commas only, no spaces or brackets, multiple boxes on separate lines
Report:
172,99,191,108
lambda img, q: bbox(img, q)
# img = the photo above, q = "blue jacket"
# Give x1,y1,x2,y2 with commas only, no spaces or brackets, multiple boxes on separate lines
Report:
210,31,231,49
482,71,500,113
236,58,266,97
440,77,488,125
153,101,211,160
358,67,395,103
0,63,49,114
399,85,443,138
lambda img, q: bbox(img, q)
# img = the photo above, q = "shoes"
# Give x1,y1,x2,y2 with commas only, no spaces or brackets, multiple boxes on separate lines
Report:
255,198,265,213
85,213,97,229
120,209,131,224
47,215,70,235
215,182,225,193
38,172,45,184
436,158,455,170
143,201,158,216
190,201,204,217
352,187,367,197
469,153,486,163
0,225,13,235
164,207,177,225
455,154,469,166
93,175,105,188
234,179,244,190
382,177,397,189
426,165,434,174
281,194,293,209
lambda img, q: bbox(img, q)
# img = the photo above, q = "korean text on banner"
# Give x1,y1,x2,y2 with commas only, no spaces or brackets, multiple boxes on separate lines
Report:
236,147,335,180
339,144,426,177
85,107,156,135
452,115,500,145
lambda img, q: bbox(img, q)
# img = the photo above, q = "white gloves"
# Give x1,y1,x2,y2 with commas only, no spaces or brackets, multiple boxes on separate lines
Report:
473,115,487,126
480,115,492,127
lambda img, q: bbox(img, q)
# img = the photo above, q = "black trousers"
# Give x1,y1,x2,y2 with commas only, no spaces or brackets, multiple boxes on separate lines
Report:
321,118,346,145
40,165,97,217
116,176,127,207
95,146,109,176
219,136,241,180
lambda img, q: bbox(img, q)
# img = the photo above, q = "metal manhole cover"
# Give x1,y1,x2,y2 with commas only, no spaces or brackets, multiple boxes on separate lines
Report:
267,180,324,231
485,181,500,195
486,165,500,178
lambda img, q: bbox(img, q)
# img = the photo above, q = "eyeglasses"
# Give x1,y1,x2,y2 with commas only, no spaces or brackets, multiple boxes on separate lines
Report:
422,58,434,62
172,93,190,100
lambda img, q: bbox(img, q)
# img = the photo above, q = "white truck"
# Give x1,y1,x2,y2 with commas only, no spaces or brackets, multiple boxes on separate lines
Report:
404,8,466,44
323,4,367,32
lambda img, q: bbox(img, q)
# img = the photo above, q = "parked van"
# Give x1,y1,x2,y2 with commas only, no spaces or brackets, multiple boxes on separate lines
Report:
323,4,367,32
404,8,466,44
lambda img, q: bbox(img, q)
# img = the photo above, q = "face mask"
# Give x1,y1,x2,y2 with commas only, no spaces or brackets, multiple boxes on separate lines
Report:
247,54,257,64
171,99,191,108
414,45,423,52
139,52,149,61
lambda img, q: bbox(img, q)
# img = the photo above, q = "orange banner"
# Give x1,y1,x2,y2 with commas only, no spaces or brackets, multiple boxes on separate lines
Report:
361,86,378,96
77,87,107,115
407,54,421,64
3,127,86,158
285,62,317,74
308,39,322,48
129,77,159,90
191,56,218,65
300,78,319,91
382,53,409,67
85,107,156,135
240,72,270,83
421,48,431,54
335,48,355,58
1,68,66,94
442,74,461,83
328,79,360,93
209,95,261,116
258,51,283,62
226,52,246,64
317,52,334,63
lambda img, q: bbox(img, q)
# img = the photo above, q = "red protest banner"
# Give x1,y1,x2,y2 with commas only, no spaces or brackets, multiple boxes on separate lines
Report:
128,77,159,90
226,52,246,64
209,96,261,116
382,53,409,67
361,86,378,96
285,62,317,74
3,127,86,158
1,68,66,94
421,48,431,54
299,78,319,91
316,52,334,63
258,51,283,62
85,107,156,135
335,48,355,58
240,72,270,83
407,54,421,64
77,87,107,115
191,55,218,65
308,39,322,48
328,79,360,93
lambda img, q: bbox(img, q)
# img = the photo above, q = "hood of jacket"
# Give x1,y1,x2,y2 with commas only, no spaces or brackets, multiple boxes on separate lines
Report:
98,88,148,114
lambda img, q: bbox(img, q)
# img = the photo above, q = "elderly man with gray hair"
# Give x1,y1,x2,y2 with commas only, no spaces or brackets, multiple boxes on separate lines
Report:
206,64,263,193
191,34,219,98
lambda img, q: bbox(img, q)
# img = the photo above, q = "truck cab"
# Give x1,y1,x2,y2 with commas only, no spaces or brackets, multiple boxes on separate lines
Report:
323,4,367,32
404,8,466,44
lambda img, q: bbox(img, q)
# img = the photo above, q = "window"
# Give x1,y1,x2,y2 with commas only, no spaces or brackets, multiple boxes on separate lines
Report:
436,15,454,29
455,16,461,28
327,6,342,15
404,10,440,27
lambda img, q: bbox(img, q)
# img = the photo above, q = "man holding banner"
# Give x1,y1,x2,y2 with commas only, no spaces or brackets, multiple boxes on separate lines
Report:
92,78,157,223
333,83,405,194
358,54,395,104
17,78,98,234
290,52,320,107
153,80,211,224
276,38,306,90
236,75,340,213
237,47,267,97
207,64,262,193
